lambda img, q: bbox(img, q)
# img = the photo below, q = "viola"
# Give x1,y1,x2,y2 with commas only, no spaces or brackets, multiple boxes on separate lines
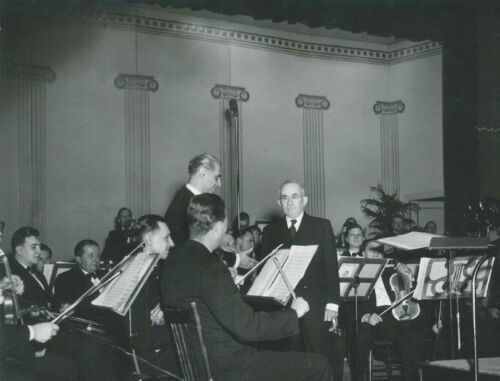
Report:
389,271,420,321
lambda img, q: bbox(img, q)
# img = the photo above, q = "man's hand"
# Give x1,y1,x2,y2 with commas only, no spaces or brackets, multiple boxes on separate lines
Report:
363,313,383,326
396,263,414,282
489,307,500,319
237,251,258,270
432,319,443,334
150,303,165,326
291,297,310,318
324,308,339,331
31,322,59,343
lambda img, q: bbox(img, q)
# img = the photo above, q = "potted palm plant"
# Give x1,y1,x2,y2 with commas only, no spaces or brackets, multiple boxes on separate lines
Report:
360,183,418,238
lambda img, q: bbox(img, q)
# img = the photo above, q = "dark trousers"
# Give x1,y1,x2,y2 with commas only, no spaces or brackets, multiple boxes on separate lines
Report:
354,315,419,381
219,350,333,381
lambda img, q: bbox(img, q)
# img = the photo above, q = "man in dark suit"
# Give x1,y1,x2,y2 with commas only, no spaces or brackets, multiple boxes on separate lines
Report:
164,153,256,270
9,227,58,315
260,181,342,379
162,193,332,381
54,239,128,381
165,153,222,245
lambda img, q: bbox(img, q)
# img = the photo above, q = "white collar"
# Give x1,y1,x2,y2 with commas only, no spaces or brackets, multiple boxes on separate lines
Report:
186,183,202,195
286,213,304,230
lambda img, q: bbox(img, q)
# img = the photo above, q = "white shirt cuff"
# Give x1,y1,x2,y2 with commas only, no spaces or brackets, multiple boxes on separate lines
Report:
28,325,34,341
326,303,339,312
233,253,241,269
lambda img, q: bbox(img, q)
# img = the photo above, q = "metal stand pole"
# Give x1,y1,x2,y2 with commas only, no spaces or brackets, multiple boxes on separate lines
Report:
471,254,492,381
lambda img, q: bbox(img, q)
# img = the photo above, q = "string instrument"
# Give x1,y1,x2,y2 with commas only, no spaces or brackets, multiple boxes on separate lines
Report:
3,291,51,324
0,248,24,325
389,271,420,321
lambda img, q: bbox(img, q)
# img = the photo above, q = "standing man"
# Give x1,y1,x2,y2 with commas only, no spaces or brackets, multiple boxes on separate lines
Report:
165,153,256,270
162,194,332,381
165,153,222,245
261,181,342,379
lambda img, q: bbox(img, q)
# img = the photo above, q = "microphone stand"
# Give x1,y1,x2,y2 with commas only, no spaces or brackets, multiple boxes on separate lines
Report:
229,98,241,230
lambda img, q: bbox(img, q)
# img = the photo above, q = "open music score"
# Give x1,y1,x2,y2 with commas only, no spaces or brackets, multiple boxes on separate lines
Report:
246,245,317,305
413,255,495,300
377,231,444,251
338,257,387,299
92,251,160,315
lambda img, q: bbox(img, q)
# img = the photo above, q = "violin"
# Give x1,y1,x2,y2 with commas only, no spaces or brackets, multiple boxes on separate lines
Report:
389,270,420,321
3,291,52,325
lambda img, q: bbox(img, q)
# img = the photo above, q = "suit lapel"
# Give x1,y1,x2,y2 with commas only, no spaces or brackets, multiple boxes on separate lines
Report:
292,213,309,244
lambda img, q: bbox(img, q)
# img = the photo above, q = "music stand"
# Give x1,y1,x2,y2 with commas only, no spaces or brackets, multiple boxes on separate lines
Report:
338,256,387,381
427,237,490,359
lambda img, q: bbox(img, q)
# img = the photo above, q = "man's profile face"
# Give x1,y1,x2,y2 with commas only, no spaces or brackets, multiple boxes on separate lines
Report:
200,164,222,194
221,233,236,252
39,249,52,265
16,236,41,266
278,183,308,219
77,244,101,273
150,222,174,260
237,232,254,252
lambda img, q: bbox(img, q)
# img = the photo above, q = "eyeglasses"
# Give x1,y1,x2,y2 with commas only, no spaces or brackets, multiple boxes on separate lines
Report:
279,194,303,202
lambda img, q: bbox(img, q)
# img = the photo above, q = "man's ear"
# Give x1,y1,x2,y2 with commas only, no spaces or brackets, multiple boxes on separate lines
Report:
277,199,282,208
75,256,82,266
302,196,309,207
143,231,153,247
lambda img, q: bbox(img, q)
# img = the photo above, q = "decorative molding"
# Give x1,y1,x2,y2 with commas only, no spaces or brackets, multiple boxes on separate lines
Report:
7,63,56,83
63,10,442,65
114,74,159,92
115,74,157,216
295,94,330,110
211,84,249,101
374,100,404,194
299,95,329,217
212,84,248,221
10,63,55,231
373,100,405,115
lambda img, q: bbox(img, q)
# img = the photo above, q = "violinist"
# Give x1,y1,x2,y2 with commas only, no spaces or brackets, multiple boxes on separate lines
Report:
353,239,420,381
9,227,59,319
0,272,77,380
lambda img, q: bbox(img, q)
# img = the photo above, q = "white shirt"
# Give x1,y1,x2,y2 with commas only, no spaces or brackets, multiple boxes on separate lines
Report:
286,213,338,313
186,183,202,195
373,277,392,307
81,269,100,287
286,213,304,230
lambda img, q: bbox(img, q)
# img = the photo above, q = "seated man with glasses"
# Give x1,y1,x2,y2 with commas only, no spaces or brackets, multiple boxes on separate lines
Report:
261,180,342,381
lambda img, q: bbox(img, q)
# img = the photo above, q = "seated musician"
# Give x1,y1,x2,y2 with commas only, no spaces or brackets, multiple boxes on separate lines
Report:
128,214,180,377
54,239,129,381
0,273,77,381
353,240,420,381
162,193,333,381
341,224,364,257
9,227,59,317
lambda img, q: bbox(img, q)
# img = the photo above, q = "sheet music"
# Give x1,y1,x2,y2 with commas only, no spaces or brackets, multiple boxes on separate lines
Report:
263,245,318,303
414,256,495,300
43,264,53,284
247,249,289,296
377,232,443,250
92,252,157,315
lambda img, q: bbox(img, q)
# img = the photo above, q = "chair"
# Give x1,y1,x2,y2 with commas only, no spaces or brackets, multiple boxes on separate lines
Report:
165,302,213,381
368,340,402,381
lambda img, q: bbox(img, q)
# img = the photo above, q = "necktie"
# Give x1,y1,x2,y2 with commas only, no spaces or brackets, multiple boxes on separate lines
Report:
289,219,297,240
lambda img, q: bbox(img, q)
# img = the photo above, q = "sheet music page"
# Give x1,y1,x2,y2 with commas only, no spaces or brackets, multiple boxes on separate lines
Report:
264,245,318,301
247,249,289,296
377,232,443,250
43,264,54,284
92,252,155,314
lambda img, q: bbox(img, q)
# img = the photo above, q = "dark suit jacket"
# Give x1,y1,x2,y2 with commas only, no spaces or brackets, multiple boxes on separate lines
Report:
0,323,30,355
164,186,195,245
161,240,299,379
260,213,340,309
9,258,58,313
102,229,130,263
358,268,395,319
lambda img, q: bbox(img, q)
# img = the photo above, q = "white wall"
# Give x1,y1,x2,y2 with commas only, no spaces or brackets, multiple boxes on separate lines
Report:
0,9,443,259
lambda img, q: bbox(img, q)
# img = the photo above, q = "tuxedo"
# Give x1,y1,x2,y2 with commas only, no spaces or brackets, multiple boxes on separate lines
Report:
354,267,420,381
9,258,58,314
162,240,332,381
102,229,130,263
261,214,340,347
164,186,195,245
54,266,129,381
